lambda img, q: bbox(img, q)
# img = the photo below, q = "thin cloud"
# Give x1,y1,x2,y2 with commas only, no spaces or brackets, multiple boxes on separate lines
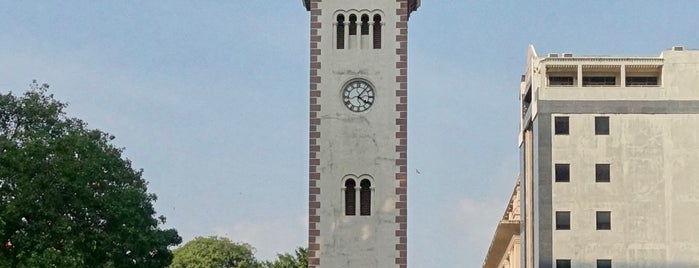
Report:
213,216,306,261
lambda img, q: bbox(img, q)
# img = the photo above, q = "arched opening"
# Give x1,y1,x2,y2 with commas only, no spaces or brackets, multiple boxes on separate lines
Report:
348,14,357,36
336,14,345,49
360,179,371,216
372,15,382,49
360,14,369,35
345,179,356,216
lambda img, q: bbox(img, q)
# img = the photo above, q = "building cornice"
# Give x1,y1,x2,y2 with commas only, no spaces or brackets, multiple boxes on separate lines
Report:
302,0,419,14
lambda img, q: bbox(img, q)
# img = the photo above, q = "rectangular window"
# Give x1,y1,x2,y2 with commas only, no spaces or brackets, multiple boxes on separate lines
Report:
596,164,610,183
626,76,658,86
550,76,574,86
597,259,612,268
556,259,571,268
595,116,609,135
555,164,570,182
597,211,611,230
556,211,570,230
583,76,616,86
555,116,569,135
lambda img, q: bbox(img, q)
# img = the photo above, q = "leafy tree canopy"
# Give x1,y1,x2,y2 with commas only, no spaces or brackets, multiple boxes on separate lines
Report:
171,236,308,268
264,247,307,268
170,236,260,268
0,81,181,267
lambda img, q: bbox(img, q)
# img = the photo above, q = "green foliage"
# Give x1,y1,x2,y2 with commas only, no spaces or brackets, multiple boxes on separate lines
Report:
0,81,181,267
264,247,307,268
171,236,307,268
170,236,260,268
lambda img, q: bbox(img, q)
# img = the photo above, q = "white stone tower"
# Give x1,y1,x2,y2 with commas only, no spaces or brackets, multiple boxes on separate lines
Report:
302,1,419,267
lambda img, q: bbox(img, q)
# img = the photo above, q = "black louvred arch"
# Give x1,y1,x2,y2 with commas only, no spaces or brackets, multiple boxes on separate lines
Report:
345,179,356,216
360,179,371,216
360,14,369,35
336,14,345,49
372,15,381,49
348,14,357,36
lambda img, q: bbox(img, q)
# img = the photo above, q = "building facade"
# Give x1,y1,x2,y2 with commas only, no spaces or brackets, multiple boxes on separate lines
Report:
518,46,699,267
302,1,419,267
483,178,521,268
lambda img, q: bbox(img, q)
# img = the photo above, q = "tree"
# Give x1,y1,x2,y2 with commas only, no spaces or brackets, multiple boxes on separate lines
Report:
0,81,181,267
170,236,261,268
264,247,307,268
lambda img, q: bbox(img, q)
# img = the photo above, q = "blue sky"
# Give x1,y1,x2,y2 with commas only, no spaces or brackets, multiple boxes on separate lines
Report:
1,1,698,266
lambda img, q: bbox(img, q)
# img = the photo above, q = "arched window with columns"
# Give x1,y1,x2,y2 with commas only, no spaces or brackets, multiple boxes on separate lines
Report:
334,11,384,50
343,175,373,216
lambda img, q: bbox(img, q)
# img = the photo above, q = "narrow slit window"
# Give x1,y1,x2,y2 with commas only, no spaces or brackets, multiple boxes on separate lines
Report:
360,179,371,216
373,15,382,49
345,179,356,216
360,14,369,35
596,164,610,183
348,14,357,36
549,76,574,86
336,15,345,49
626,76,658,86
595,116,609,135
583,76,616,86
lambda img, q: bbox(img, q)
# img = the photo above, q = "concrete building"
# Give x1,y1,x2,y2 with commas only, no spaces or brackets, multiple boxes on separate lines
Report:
302,1,419,267
483,178,521,268
518,45,699,267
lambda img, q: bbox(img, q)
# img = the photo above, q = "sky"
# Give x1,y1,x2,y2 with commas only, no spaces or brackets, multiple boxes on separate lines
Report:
1,1,698,266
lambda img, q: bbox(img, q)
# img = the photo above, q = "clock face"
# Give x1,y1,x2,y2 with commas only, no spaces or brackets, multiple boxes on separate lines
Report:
342,80,375,112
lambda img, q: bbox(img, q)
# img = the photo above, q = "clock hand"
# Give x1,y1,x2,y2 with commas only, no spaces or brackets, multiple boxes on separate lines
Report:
359,92,371,102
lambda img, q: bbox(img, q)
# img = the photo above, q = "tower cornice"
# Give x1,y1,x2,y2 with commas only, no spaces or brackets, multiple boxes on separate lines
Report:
303,0,420,14
408,0,420,13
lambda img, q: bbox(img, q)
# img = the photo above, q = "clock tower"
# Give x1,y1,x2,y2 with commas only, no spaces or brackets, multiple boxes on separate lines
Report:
302,1,419,267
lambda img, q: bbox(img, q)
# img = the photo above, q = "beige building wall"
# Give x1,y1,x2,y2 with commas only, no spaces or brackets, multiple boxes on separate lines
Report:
552,114,699,265
518,46,699,267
